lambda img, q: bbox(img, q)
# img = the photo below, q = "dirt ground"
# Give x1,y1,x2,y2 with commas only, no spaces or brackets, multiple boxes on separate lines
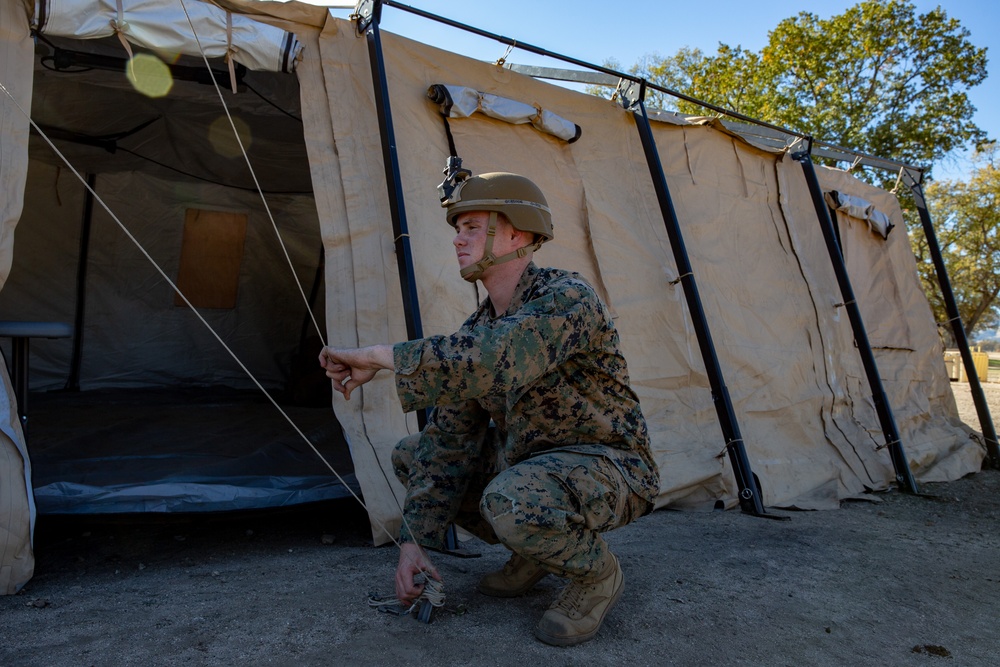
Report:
2,384,999,666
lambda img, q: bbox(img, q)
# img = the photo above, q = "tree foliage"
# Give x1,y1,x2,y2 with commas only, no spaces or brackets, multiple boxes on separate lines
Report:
916,147,1000,341
599,0,988,176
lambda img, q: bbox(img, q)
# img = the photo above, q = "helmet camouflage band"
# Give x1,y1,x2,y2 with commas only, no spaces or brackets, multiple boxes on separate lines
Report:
443,172,554,282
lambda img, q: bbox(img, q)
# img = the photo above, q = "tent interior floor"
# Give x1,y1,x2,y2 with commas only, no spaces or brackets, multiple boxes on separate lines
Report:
21,386,357,514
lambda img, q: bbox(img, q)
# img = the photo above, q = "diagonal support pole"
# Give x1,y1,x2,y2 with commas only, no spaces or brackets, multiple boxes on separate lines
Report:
620,80,777,518
902,171,1000,468
793,148,918,493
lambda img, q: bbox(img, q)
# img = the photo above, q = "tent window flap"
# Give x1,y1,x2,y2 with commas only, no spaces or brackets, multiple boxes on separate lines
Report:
428,83,582,143
824,189,895,240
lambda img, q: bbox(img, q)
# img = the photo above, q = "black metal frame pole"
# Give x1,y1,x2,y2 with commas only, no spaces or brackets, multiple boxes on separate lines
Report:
357,0,425,429
11,338,28,434
792,148,918,493
67,172,96,392
903,171,1000,468
622,82,768,517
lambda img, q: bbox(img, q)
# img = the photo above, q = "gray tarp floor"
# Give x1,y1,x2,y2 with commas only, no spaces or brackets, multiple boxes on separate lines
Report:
25,387,356,513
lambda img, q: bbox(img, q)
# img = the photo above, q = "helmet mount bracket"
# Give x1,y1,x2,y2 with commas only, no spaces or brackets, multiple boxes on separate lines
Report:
438,156,472,206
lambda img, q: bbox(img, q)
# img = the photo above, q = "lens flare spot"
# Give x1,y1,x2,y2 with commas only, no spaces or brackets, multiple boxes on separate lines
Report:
125,53,174,98
208,115,253,159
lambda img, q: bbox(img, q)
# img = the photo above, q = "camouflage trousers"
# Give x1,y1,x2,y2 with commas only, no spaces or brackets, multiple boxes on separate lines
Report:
393,431,650,582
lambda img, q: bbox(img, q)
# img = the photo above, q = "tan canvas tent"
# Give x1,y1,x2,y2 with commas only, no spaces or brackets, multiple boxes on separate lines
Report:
0,0,985,594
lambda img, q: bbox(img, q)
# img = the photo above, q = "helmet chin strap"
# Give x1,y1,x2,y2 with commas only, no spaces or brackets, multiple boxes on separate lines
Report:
460,212,542,282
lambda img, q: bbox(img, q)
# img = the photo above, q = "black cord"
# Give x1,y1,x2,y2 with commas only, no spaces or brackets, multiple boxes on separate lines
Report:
442,114,458,157
243,81,302,123
117,147,313,195
39,56,93,73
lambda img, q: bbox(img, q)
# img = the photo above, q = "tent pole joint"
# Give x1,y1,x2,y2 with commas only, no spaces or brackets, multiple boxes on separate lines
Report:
615,79,644,111
354,0,380,34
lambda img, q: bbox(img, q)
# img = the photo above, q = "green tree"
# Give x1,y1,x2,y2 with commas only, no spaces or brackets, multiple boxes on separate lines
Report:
599,0,988,177
915,147,1000,343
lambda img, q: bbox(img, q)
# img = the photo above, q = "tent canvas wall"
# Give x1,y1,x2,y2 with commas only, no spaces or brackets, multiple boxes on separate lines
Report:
303,11,981,537
0,0,985,594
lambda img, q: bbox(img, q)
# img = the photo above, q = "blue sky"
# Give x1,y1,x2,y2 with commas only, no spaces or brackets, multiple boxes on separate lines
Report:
322,1,999,180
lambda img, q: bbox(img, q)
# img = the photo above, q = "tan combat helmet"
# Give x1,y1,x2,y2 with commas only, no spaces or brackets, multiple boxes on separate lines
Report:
441,171,554,282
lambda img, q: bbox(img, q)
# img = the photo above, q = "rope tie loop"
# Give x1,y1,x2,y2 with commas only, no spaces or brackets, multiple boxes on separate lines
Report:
225,12,239,94
111,0,135,79
875,438,901,452
890,167,904,195
495,41,515,67
669,272,692,286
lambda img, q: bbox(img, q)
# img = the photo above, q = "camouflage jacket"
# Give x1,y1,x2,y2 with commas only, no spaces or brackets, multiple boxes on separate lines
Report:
393,262,660,548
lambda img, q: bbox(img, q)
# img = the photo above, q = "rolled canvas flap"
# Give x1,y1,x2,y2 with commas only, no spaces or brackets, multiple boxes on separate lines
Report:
825,189,895,240
431,83,581,143
33,0,302,72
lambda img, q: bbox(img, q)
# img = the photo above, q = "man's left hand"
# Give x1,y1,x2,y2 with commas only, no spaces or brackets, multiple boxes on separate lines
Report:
318,344,394,400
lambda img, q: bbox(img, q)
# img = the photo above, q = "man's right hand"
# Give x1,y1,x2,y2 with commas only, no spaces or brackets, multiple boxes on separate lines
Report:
395,542,441,605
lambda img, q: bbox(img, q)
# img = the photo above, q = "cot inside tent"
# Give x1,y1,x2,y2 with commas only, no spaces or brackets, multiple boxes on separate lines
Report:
0,0,987,595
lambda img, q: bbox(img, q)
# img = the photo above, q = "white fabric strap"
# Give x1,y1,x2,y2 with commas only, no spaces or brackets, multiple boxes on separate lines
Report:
225,12,237,94
111,0,135,76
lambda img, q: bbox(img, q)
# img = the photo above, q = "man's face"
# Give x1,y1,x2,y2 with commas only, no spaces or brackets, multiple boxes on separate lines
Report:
453,211,523,275
453,211,491,272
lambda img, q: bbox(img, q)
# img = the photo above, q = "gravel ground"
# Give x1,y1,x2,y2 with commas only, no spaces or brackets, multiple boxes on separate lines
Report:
1,381,998,666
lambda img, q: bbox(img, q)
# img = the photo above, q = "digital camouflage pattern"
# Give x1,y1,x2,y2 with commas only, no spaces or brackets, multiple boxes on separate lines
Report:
392,262,660,556
394,436,651,580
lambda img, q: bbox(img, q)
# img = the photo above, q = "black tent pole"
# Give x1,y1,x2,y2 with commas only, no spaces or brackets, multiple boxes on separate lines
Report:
356,0,425,430
620,81,771,518
902,171,1000,468
67,172,96,392
792,147,918,493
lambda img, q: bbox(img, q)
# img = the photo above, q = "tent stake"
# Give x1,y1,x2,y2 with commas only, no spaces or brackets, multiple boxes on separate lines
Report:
620,80,777,519
902,172,1000,469
792,148,918,493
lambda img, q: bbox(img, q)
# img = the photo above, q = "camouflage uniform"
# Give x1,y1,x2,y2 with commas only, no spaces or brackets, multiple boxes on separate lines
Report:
392,262,660,580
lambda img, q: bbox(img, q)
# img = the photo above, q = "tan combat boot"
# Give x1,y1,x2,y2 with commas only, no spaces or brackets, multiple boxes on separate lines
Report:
478,552,548,598
533,554,624,646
